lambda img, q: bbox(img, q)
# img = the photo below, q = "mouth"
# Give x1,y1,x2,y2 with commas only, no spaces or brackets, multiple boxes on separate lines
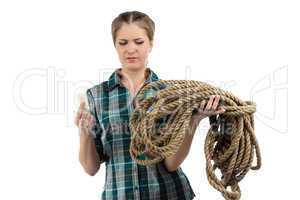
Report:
126,57,138,62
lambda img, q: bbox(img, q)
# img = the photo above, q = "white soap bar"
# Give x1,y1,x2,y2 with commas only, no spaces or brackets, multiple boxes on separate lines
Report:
74,89,90,113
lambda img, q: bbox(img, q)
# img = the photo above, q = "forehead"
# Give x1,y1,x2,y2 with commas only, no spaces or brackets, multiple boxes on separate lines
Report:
116,23,148,40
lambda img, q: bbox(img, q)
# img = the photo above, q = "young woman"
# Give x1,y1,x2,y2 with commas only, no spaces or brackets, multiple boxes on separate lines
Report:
75,11,225,200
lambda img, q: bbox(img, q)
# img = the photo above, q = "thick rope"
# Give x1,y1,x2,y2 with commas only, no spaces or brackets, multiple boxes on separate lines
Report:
129,80,261,200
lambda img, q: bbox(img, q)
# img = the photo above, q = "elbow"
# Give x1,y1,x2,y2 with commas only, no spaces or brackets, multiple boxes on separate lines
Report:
85,167,99,176
164,158,179,172
83,164,100,176
166,165,178,172
79,159,100,176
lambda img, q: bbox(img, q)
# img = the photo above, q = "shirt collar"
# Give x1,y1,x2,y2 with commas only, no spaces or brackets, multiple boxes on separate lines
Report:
106,67,159,92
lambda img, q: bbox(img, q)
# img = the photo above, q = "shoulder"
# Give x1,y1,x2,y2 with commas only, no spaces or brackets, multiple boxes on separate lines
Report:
87,81,110,97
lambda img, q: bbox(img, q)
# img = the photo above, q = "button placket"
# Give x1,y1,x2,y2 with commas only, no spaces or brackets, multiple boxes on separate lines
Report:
132,163,140,199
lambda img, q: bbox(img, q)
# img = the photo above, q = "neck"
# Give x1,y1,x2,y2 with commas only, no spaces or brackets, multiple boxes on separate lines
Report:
119,67,147,88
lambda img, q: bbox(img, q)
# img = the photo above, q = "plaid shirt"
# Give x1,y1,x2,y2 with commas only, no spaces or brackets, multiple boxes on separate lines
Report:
86,67,196,200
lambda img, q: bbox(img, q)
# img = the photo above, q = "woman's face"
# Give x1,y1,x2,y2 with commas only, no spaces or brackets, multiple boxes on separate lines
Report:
115,23,153,71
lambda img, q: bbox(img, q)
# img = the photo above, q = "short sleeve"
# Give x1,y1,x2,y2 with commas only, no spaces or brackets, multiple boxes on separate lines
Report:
86,88,107,164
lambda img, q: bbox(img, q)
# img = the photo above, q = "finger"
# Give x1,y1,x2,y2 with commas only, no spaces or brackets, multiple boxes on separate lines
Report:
79,118,86,131
88,115,94,127
81,111,89,122
74,108,84,126
75,99,87,123
88,113,94,123
79,100,86,110
205,95,215,111
86,112,94,127
214,107,226,115
76,107,83,118
78,112,88,130
221,107,226,112
80,114,89,131
74,113,80,126
199,100,206,111
211,95,220,110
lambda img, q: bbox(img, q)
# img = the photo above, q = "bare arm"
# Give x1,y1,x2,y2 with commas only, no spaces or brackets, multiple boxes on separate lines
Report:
163,119,199,172
164,95,226,172
76,101,101,176
79,131,101,176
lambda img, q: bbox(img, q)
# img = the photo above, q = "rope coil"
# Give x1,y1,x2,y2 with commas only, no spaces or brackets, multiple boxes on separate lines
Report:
129,80,261,200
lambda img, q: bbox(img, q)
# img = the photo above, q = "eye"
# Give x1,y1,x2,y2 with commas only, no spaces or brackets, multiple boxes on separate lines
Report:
135,41,144,45
118,42,127,46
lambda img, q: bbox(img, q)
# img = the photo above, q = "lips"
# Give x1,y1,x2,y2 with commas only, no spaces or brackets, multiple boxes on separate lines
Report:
126,57,138,59
126,57,138,62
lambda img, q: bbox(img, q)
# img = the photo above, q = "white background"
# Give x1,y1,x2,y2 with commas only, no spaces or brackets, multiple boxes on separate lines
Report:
0,0,299,199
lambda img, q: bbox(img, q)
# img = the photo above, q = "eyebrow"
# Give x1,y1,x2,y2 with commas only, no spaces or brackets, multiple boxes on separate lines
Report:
119,38,144,41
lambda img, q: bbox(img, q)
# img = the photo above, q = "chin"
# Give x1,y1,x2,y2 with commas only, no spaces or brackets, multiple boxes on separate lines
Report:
123,63,145,71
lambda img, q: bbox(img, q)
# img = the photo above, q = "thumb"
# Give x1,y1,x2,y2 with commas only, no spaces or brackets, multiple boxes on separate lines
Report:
79,94,88,110
79,92,90,110
74,100,85,127
79,101,86,110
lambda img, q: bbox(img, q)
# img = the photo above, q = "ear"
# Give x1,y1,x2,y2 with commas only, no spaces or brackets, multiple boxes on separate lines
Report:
149,41,153,53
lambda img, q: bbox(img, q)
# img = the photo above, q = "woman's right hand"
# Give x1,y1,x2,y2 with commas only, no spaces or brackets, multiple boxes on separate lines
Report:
74,101,95,137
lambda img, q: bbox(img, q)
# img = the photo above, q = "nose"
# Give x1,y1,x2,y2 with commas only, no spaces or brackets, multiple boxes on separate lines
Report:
126,42,137,54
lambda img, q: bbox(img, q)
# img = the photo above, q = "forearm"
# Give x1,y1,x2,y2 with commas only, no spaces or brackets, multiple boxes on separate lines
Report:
164,119,201,172
79,132,101,176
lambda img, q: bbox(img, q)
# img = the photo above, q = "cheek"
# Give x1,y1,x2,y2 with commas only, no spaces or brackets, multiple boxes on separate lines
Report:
116,49,125,59
138,48,150,60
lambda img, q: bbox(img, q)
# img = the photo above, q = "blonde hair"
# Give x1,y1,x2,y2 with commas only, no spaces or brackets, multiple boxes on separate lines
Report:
111,11,155,46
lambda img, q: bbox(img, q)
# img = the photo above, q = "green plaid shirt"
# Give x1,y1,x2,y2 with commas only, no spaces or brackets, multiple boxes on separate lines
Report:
86,67,196,200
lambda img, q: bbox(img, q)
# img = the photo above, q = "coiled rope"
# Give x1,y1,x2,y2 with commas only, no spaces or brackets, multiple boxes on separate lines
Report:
129,80,261,200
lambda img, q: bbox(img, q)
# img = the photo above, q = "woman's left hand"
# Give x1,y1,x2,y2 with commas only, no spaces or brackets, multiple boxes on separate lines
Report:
191,95,226,124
